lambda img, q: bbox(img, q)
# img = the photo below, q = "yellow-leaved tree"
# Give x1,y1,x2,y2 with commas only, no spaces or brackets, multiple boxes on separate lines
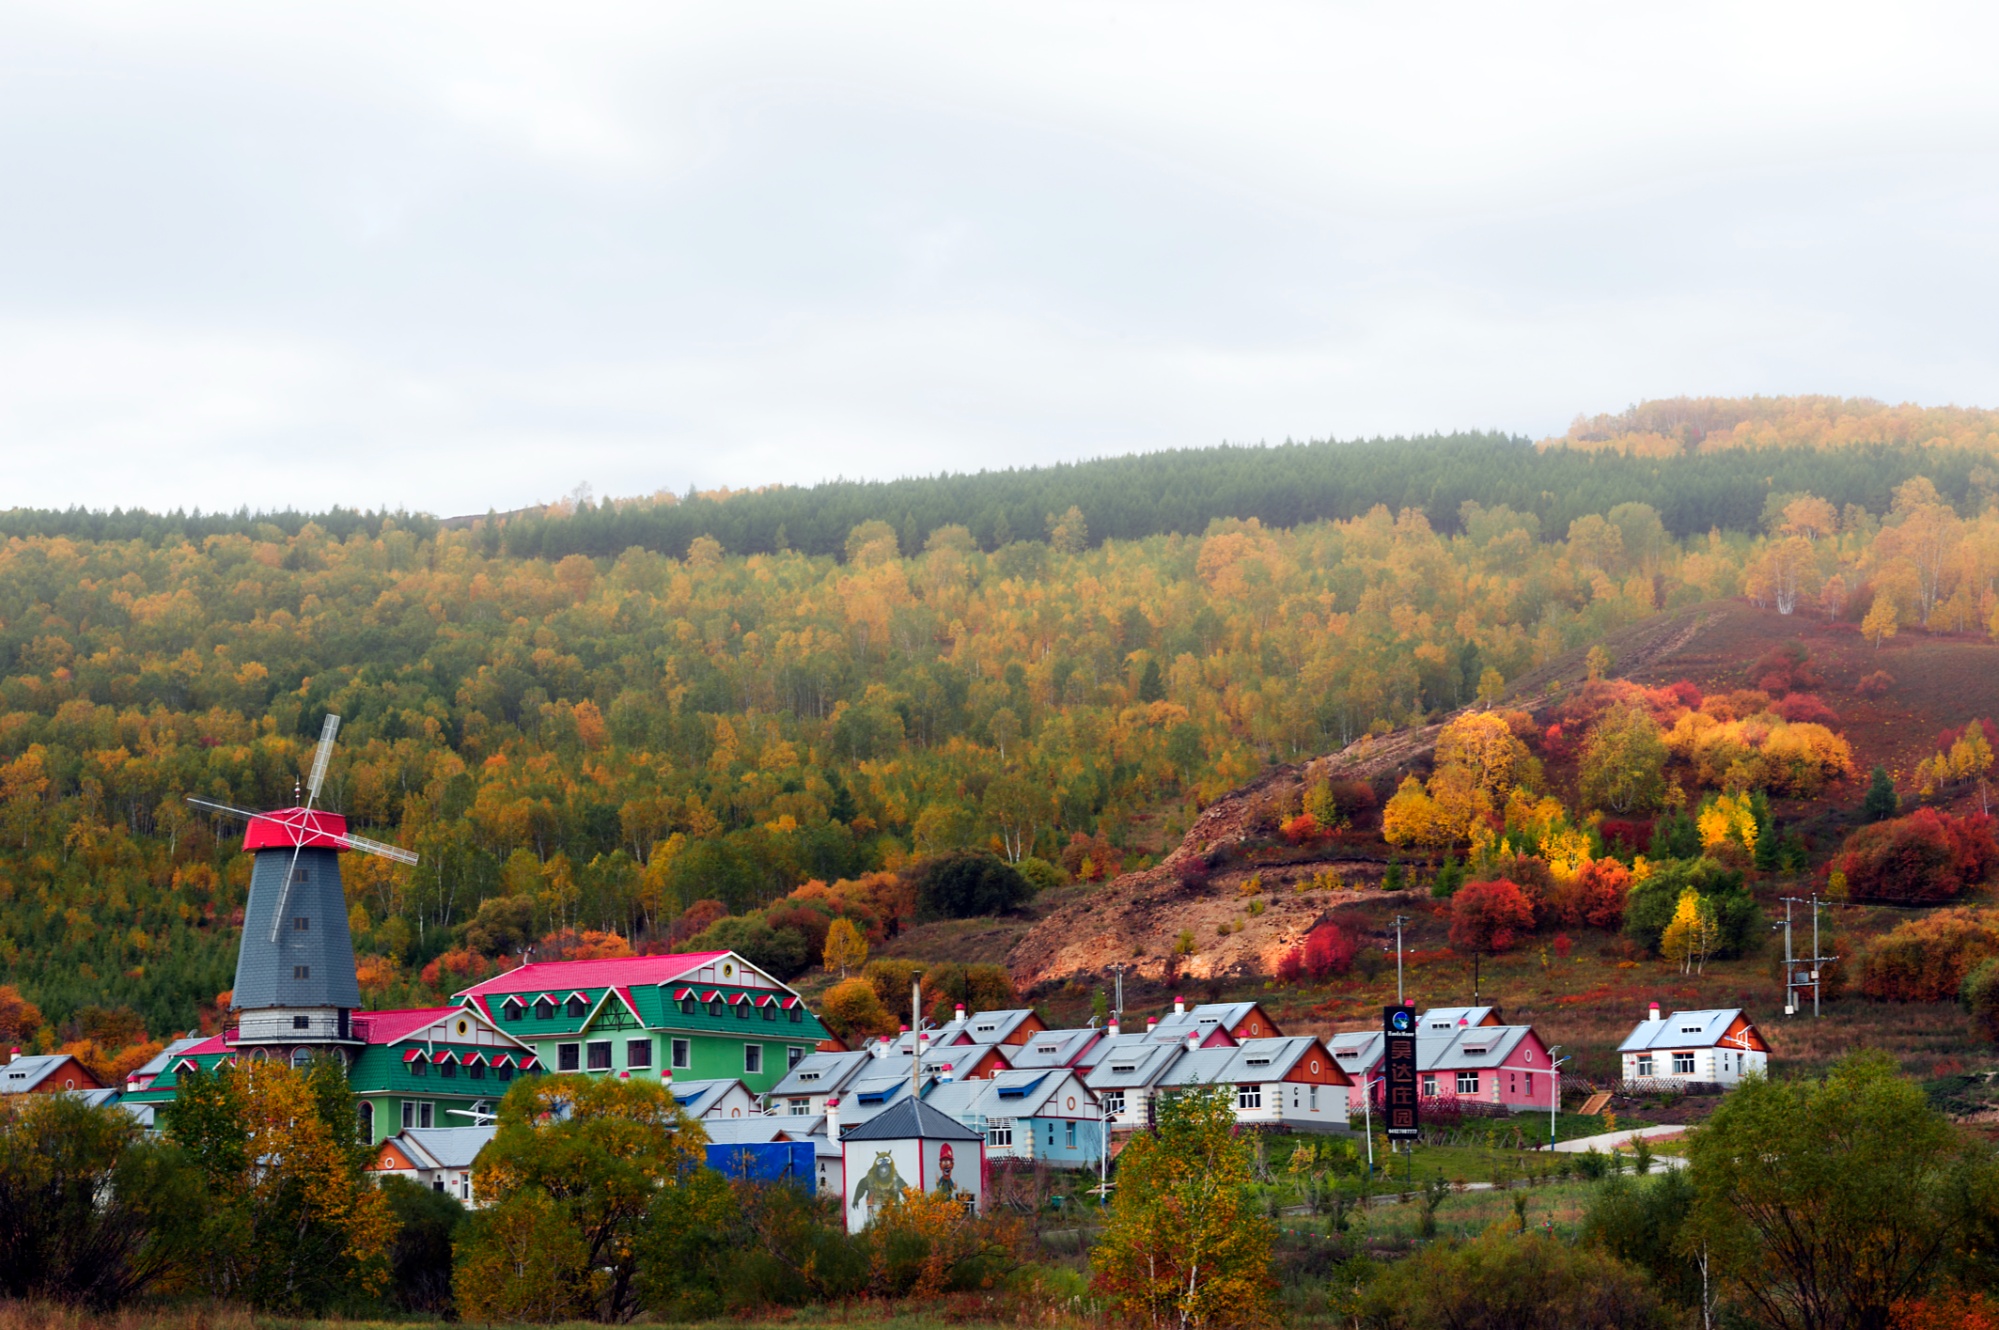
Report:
1659,887,1720,975
824,916,869,976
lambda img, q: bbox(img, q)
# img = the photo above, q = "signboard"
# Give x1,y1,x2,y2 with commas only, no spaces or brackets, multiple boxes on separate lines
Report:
1383,1005,1418,1140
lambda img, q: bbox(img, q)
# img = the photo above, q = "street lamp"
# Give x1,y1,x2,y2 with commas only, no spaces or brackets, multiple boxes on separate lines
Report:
1496,1045,1567,1150
1358,1073,1384,1176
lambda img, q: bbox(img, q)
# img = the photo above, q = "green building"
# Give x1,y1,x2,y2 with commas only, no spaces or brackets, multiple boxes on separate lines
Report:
451,950,831,1097
121,1004,537,1145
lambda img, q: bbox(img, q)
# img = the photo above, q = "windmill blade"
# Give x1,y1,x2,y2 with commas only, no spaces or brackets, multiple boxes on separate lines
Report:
341,832,419,866
185,795,260,822
305,713,340,806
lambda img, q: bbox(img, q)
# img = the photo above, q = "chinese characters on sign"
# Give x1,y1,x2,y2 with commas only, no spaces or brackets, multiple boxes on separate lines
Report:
1384,1005,1418,1140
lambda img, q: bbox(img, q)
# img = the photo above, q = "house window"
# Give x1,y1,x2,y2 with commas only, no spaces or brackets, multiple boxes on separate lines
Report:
293,965,310,980
1673,1052,1696,1076
745,1045,763,1075
290,1049,313,1070
294,916,309,931
788,1098,810,1115
681,997,696,1015
1309,1085,1319,1111
497,1065,513,1082
566,996,587,1018
357,1101,373,1142
439,1061,456,1079
789,1006,802,1023
402,1101,415,1129
419,1102,434,1129
763,1004,776,1021
1457,1071,1479,1095
987,1118,1014,1147
558,1044,580,1072
672,1039,691,1069
1421,1074,1437,1097
1237,1085,1262,1110
709,999,724,1018
469,1063,485,1081
293,1015,310,1030
1103,1091,1125,1117
410,1060,426,1078
586,1042,612,1071
1065,1121,1077,1148
503,999,524,1021
737,1002,751,1020
1636,1054,1654,1077
627,1039,652,1069
788,1046,805,1068
534,997,555,1020
1047,1122,1056,1147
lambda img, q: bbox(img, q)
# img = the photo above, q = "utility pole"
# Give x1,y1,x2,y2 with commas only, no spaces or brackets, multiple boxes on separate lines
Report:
912,981,923,1103
1111,964,1126,1028
1777,894,1836,1017
1391,915,1410,1006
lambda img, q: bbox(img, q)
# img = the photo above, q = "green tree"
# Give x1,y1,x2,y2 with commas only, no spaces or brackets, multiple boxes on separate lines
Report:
1091,1086,1274,1329
457,1074,708,1322
1863,765,1899,822
0,1092,204,1308
1578,704,1669,814
1582,1170,1704,1312
1137,657,1166,703
376,1174,465,1315
1625,858,1760,959
1686,1052,1999,1330
912,852,1031,919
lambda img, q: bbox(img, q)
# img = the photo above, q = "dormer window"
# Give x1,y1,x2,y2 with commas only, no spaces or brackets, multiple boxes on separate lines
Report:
681,998,696,1015
709,999,724,1018
566,995,587,1018
534,997,555,1019
788,1006,802,1023
502,999,525,1021
1680,1025,1703,1034
763,1004,776,1022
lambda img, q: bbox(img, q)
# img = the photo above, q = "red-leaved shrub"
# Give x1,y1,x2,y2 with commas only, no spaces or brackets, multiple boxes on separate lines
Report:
1280,812,1329,846
1550,859,1632,931
1449,879,1535,955
1855,670,1894,699
1831,809,1999,904
1937,718,1999,754
1775,693,1841,727
1597,818,1654,855
1276,921,1357,982
1552,933,1573,959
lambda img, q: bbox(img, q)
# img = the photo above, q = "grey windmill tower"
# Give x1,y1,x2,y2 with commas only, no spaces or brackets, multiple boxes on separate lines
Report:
188,715,418,1060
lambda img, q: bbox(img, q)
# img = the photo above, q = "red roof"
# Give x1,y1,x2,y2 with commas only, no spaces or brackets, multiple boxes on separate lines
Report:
355,1007,459,1045
241,806,350,851
451,952,732,1000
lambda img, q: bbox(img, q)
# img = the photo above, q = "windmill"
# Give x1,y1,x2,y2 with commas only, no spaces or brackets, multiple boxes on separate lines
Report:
187,714,418,1054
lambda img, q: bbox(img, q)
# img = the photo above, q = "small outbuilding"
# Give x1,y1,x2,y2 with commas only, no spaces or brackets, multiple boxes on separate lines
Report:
840,1098,985,1233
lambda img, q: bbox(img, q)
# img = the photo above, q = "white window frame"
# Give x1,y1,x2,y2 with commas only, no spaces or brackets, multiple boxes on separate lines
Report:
418,1101,434,1129
987,1118,1014,1147
671,1038,691,1069
1065,1121,1076,1148
586,1040,613,1071
1636,1054,1654,1077
744,1044,763,1075
1102,1090,1125,1117
1672,1052,1696,1076
1237,1084,1262,1110
626,1039,652,1069
557,1043,580,1072
1456,1071,1478,1095
1421,1074,1437,1097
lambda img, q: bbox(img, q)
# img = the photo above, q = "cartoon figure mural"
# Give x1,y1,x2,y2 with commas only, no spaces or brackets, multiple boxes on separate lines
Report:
840,1099,986,1233
849,1148,911,1220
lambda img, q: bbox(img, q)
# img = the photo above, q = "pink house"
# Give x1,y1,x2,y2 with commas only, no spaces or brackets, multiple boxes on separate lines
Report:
1328,1018,1557,1114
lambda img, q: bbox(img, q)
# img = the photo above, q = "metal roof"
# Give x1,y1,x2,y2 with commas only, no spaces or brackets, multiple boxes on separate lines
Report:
1001,1028,1102,1069
1150,1002,1263,1043
1329,1026,1539,1075
395,1126,496,1170
1,1054,88,1093
1617,1009,1749,1052
1081,1038,1183,1090
452,952,733,999
769,1050,872,1097
841,1098,984,1143
1416,1006,1502,1031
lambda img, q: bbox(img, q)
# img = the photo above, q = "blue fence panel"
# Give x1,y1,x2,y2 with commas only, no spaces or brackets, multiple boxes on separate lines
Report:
705,1141,815,1186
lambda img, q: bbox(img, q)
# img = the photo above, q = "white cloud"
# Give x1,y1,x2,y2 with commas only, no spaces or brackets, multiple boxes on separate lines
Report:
0,1,1994,513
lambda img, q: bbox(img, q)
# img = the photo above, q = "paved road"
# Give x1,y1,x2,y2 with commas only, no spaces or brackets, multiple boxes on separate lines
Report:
1544,1124,1688,1154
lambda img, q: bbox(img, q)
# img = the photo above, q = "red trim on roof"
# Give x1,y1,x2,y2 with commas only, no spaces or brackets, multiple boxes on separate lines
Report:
403,1049,427,1063
756,994,781,1007
462,1051,487,1065
241,806,349,851
700,990,722,1002
672,988,695,1000
433,1049,459,1063
449,951,733,1000
563,991,590,1004
518,1056,539,1070
781,996,802,1009
488,1053,514,1068
730,992,753,1005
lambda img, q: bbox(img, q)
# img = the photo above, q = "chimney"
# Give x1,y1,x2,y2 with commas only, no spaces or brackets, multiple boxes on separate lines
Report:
1186,1031,1200,1052
941,1063,955,1083
1146,1016,1158,1035
954,1003,966,1023
1648,1002,1662,1023
825,1096,840,1139
7,1047,17,1063
660,1070,672,1089
1173,995,1186,1015
1108,1016,1120,1037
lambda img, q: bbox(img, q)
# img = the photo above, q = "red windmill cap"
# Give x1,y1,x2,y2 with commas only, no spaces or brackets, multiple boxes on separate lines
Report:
242,808,349,851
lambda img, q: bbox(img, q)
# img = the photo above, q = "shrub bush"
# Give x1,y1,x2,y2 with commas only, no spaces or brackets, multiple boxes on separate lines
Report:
912,851,1033,918
1859,908,1999,1002
1830,809,1999,905
1624,858,1760,958
1550,858,1632,931
1775,693,1841,726
1855,670,1894,699
1964,958,1999,1043
1449,879,1535,955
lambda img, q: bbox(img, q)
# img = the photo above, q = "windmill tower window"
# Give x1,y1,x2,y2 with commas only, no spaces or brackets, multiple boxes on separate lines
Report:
293,965,310,980
292,1015,310,1030
292,868,310,884
293,916,309,931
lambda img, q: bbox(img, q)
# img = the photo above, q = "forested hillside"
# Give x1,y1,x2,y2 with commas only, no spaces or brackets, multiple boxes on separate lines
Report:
3,396,1999,1074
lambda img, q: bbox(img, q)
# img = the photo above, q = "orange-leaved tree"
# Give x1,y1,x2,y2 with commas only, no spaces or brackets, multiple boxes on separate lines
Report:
1092,1085,1274,1329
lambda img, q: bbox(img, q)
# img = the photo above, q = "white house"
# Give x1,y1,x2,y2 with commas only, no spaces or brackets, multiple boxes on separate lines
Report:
1618,1005,1768,1086
1155,1036,1351,1132
667,1077,763,1120
922,1068,1104,1167
369,1126,497,1205
1079,1034,1185,1131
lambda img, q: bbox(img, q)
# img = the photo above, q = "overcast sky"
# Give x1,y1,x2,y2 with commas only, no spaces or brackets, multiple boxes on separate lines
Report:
0,3,1995,516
